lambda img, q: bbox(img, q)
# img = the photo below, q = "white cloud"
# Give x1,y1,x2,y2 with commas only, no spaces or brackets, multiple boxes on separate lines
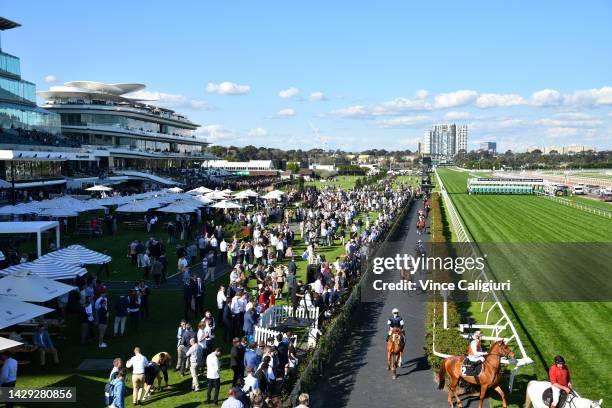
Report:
127,90,215,110
544,127,579,139
415,89,429,99
444,111,473,120
530,89,563,107
475,93,525,108
375,115,430,128
433,90,478,109
565,86,612,107
248,127,268,137
276,108,296,118
206,81,250,95
44,75,57,83
329,105,371,118
278,87,300,99
309,91,327,102
196,125,233,141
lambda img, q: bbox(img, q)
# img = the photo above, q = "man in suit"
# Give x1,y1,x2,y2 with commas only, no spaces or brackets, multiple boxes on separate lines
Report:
229,338,245,387
191,276,205,316
243,308,256,341
33,324,59,366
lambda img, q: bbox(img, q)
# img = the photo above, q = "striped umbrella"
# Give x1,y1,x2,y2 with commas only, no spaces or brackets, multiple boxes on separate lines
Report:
40,245,111,265
0,259,87,280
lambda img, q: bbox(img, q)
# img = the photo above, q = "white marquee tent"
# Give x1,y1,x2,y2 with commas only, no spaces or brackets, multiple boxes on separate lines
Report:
0,221,60,257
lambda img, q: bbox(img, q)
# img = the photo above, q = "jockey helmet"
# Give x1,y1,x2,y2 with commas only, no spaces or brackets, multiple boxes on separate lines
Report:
554,355,565,365
392,308,399,314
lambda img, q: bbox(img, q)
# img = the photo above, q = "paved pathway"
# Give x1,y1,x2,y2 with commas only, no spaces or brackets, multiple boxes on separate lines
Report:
311,201,488,408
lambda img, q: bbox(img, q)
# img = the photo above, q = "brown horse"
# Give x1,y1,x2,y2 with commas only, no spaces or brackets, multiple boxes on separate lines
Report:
416,217,426,235
438,340,515,408
387,327,404,379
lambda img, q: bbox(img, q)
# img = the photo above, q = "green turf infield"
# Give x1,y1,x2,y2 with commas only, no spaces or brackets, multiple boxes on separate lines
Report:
437,168,612,407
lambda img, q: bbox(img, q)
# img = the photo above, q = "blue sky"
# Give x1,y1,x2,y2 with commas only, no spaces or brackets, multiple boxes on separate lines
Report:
2,0,611,151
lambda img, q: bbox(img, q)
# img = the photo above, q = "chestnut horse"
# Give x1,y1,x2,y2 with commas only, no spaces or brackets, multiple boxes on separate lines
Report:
416,217,426,235
438,340,515,408
387,327,404,379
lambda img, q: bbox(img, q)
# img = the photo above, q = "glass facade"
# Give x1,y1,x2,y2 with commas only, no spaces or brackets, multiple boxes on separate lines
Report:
0,76,36,103
0,102,61,134
6,161,63,181
61,112,193,137
0,52,20,76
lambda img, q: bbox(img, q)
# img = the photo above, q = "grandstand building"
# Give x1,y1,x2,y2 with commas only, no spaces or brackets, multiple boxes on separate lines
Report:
0,16,217,192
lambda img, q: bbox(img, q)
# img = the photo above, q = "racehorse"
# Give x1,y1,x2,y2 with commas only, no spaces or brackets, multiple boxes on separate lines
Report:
416,217,426,235
438,340,515,408
387,327,403,379
524,381,603,408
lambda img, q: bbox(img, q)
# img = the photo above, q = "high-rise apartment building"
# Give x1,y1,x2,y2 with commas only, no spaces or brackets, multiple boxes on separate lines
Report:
422,124,467,159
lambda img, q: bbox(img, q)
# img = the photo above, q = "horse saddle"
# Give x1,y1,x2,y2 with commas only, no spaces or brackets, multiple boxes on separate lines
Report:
461,357,483,377
542,388,568,408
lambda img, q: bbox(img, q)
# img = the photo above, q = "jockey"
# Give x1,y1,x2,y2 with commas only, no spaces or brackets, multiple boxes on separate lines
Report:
386,308,405,347
466,330,487,364
549,355,572,408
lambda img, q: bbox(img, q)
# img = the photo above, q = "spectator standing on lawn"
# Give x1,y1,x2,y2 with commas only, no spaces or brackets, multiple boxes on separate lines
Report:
126,347,148,406
114,295,128,336
206,348,222,405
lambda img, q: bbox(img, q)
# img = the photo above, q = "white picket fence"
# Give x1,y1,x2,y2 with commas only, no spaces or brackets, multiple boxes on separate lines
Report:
253,326,298,347
258,305,320,330
535,192,612,219
433,169,533,392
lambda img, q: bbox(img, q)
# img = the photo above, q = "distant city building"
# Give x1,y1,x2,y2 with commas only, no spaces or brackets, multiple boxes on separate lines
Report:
479,141,497,154
527,145,596,154
422,124,468,160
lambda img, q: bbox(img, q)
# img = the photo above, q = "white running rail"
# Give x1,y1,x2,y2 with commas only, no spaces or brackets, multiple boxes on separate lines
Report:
535,192,612,219
433,169,533,392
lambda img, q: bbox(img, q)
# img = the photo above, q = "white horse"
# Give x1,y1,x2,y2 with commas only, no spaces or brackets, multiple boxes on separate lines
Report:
525,381,603,408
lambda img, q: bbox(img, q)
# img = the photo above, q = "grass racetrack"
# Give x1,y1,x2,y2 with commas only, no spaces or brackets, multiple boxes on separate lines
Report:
437,168,612,406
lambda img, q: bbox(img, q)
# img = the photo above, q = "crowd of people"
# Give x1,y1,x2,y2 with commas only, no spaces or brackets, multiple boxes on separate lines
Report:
0,174,413,408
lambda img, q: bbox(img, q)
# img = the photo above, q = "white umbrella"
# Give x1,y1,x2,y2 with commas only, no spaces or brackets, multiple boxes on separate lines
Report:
157,203,198,214
212,200,241,209
0,297,54,330
187,186,213,195
40,244,111,265
0,205,32,216
86,185,113,192
94,196,131,207
39,208,79,218
205,191,229,201
221,189,233,194
0,336,22,351
1,259,87,281
192,195,213,205
0,179,11,189
168,187,184,193
115,202,157,213
0,270,75,302
262,190,284,199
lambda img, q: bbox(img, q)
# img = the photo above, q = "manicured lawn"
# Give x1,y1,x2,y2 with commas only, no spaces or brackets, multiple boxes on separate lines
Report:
304,175,360,190
437,168,612,406
13,201,380,407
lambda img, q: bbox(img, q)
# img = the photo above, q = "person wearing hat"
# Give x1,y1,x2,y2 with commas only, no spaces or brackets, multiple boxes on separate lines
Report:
467,330,487,364
386,308,405,347
549,355,572,408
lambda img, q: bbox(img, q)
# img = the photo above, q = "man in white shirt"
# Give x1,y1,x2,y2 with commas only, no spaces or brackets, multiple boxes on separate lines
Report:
219,239,228,264
242,366,259,394
206,348,222,404
217,286,227,323
126,347,148,405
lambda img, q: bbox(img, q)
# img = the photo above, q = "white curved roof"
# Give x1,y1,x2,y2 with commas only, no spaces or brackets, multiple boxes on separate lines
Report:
64,81,145,95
